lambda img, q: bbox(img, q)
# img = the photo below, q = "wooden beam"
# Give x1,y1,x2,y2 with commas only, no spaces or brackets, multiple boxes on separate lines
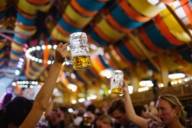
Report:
128,33,160,71
159,55,169,87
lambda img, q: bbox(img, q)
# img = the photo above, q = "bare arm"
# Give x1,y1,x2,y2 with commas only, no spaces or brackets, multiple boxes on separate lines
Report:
123,83,149,128
20,43,68,128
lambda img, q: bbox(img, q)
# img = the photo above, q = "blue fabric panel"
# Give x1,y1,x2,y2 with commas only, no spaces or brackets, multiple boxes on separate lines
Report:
77,0,106,11
17,13,34,26
117,43,137,63
86,26,108,46
98,55,110,68
13,35,28,44
58,18,80,33
111,3,143,29
144,22,174,49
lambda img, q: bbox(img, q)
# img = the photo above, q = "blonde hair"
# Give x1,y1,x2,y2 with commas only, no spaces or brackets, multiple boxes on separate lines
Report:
158,94,186,125
96,114,112,125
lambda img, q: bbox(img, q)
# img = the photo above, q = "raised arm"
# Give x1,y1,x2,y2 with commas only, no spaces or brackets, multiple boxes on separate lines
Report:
20,43,68,128
123,83,149,128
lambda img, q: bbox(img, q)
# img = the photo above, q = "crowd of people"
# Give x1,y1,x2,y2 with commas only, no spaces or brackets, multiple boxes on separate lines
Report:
0,43,191,128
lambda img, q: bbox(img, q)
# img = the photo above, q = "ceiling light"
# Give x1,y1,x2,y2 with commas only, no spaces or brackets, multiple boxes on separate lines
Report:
87,94,97,100
71,99,77,104
139,80,153,87
53,88,63,96
25,44,56,64
67,83,77,92
19,58,24,62
68,108,74,113
12,82,16,86
99,68,113,78
70,73,76,79
158,83,165,88
12,80,40,88
78,98,85,103
128,86,133,94
14,70,20,76
168,72,185,80
53,45,57,49
36,46,41,50
147,0,160,5
42,45,46,50
47,45,52,49
138,87,149,92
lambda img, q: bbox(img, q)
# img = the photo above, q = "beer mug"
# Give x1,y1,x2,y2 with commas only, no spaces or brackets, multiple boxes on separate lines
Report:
69,32,91,70
110,70,124,95
83,112,93,126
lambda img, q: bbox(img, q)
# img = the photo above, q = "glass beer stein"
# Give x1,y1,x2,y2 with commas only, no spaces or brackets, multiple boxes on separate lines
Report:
69,32,91,70
110,70,124,95
83,112,93,126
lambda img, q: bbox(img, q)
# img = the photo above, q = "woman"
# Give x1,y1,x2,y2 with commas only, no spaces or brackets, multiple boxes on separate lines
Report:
95,114,112,128
122,83,186,128
0,43,68,128
20,43,68,128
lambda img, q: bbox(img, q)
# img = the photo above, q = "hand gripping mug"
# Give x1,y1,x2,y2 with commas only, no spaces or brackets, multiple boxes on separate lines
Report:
110,70,124,95
69,32,91,70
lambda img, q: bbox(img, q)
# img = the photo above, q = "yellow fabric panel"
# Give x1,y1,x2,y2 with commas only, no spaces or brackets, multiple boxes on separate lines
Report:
15,25,36,36
0,42,4,49
126,39,145,59
18,0,37,15
0,0,6,9
127,0,163,17
97,19,124,41
10,53,20,61
160,9,191,43
51,28,69,42
18,0,51,15
65,5,92,27
38,2,52,12
11,42,23,51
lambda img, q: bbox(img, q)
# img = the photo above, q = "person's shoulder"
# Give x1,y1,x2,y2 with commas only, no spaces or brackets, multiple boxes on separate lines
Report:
128,122,139,128
148,119,165,128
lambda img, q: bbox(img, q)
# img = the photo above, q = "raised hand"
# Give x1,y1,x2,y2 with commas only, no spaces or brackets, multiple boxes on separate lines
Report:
122,81,129,95
55,43,70,63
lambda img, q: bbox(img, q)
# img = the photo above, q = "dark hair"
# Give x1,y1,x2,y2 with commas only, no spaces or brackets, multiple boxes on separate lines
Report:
1,93,12,108
0,96,33,127
134,105,146,116
86,104,96,114
107,99,125,115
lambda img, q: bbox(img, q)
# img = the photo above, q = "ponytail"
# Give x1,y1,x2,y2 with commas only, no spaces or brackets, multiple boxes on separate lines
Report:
179,107,187,126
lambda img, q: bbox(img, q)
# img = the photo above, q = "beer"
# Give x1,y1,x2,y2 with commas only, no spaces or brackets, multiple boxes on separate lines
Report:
63,60,73,72
69,32,91,70
110,70,124,95
83,115,92,126
111,86,123,95
72,55,91,70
